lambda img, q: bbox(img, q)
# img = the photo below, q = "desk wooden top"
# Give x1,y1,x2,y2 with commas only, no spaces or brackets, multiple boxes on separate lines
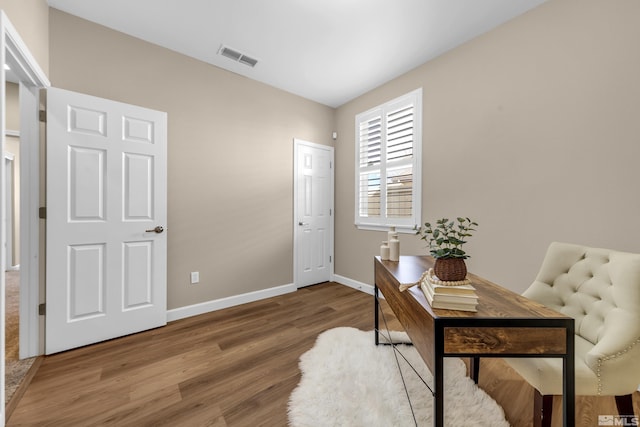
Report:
375,255,574,362
376,255,570,321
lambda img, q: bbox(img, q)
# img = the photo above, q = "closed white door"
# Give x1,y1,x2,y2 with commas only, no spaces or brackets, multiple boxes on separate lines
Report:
294,139,333,287
46,88,167,354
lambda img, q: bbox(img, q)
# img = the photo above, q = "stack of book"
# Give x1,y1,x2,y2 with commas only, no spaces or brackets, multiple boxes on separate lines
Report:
420,268,478,312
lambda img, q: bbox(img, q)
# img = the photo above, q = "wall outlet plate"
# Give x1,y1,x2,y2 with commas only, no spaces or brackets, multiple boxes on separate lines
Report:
190,271,200,284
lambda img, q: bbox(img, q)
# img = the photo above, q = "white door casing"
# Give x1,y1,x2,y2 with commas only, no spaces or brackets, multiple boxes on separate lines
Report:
294,139,333,287
46,87,167,354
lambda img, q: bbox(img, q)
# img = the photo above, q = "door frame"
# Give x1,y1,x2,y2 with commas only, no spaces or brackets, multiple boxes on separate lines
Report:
292,138,335,288
0,12,50,405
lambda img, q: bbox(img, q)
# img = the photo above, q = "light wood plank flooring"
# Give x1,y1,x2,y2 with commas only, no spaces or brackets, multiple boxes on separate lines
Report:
8,282,640,426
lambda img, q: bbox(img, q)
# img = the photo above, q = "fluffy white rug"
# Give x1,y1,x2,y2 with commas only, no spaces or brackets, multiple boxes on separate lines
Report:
288,327,510,427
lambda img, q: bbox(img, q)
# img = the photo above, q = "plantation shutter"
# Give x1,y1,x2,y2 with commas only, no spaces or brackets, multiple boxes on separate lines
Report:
385,103,414,219
358,111,382,219
355,89,422,230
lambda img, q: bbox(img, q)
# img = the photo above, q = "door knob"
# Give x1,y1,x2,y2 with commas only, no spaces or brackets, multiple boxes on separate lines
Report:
145,226,164,233
298,222,309,226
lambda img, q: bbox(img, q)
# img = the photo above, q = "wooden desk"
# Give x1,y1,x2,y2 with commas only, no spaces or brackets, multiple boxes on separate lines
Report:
374,256,575,427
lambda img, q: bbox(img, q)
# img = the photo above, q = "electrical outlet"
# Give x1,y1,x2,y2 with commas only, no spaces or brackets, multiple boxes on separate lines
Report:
190,271,200,284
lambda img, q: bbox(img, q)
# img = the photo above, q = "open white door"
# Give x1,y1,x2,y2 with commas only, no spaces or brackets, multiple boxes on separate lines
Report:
294,139,333,287
46,87,167,354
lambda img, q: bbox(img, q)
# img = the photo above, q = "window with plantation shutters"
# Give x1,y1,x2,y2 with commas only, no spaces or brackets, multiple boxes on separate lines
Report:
355,89,422,231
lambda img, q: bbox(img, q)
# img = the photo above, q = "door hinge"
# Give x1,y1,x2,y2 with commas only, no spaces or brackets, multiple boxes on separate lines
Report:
329,208,332,216
39,110,46,123
39,207,46,219
39,303,46,315
329,255,332,263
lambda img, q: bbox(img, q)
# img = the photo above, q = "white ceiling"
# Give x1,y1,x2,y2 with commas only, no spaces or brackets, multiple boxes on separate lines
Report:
47,0,547,108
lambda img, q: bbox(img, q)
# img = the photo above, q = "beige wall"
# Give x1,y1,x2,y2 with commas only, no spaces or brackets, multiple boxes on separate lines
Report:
335,0,640,293
49,10,335,310
34,0,640,306
5,82,18,129
0,0,49,76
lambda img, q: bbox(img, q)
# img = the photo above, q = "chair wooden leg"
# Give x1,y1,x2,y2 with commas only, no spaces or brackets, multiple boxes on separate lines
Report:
469,356,480,384
615,394,635,416
542,395,553,427
533,390,542,427
533,390,553,427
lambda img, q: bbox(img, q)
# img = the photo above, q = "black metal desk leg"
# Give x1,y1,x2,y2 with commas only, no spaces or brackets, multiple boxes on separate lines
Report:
374,284,380,346
563,327,575,427
434,330,444,427
434,356,444,427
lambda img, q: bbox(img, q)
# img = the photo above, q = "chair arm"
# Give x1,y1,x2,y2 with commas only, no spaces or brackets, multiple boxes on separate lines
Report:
585,310,640,395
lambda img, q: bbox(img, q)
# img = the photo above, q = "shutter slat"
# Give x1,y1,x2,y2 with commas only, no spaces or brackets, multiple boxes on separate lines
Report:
359,115,383,168
386,106,413,163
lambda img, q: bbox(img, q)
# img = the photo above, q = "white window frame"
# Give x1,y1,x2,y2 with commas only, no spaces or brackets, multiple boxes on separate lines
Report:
354,88,422,233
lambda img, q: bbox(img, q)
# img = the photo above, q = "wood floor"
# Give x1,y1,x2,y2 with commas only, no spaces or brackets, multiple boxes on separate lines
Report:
474,358,640,427
6,270,20,361
5,270,38,410
8,282,640,426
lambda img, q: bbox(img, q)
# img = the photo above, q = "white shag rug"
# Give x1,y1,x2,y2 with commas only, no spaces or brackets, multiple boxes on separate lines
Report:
288,327,510,427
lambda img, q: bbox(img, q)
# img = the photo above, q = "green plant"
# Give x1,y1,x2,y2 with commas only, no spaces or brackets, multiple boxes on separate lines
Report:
414,217,478,259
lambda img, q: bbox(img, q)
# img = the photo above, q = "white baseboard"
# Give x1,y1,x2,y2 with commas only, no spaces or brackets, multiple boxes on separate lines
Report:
333,274,375,295
167,277,376,323
167,282,297,322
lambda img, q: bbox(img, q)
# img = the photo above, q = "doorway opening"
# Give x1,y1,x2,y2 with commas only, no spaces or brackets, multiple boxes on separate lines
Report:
4,82,35,405
1,11,51,423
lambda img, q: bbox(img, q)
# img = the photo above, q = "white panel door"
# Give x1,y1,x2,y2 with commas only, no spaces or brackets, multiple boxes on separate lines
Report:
295,139,333,287
46,87,167,354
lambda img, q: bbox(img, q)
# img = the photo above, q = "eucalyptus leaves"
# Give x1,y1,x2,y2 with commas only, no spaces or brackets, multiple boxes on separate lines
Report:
414,217,478,259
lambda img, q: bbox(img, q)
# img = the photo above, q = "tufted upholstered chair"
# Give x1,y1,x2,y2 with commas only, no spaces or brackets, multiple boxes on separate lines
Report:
505,242,640,427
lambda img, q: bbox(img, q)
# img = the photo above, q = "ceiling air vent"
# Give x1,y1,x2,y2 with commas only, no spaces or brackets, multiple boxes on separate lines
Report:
218,45,258,68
